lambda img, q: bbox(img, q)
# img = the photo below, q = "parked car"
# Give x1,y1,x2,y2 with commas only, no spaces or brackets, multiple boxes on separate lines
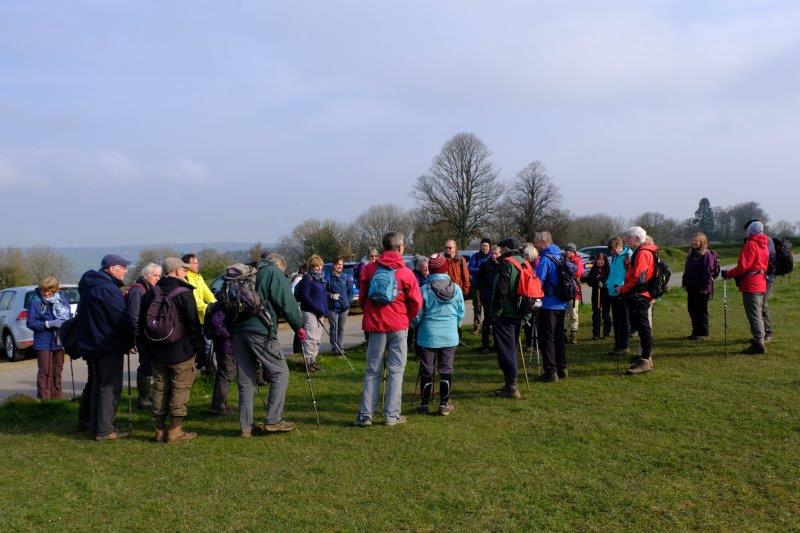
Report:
578,246,610,261
323,261,360,307
0,285,80,362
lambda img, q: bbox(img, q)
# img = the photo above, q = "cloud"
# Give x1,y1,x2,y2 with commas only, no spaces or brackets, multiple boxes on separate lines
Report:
171,157,210,183
97,151,140,182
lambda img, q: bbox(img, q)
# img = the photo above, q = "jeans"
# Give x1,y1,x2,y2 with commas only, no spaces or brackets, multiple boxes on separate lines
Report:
609,295,629,350
741,292,766,343
493,316,522,381
327,309,349,354
88,353,124,437
36,349,64,400
357,330,408,423
234,331,288,429
762,284,773,338
591,300,612,339
687,292,710,337
626,296,653,358
539,309,566,375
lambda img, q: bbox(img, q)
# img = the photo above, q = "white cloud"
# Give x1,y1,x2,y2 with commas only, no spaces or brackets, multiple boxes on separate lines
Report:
171,157,210,183
97,151,140,182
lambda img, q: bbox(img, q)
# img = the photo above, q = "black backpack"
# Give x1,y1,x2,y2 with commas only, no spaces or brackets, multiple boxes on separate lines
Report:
58,317,80,359
770,237,794,276
217,263,275,330
544,254,577,302
143,285,190,343
632,248,671,299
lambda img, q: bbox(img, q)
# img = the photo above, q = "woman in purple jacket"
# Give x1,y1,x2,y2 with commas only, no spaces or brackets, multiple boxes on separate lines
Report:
295,255,329,372
682,232,719,341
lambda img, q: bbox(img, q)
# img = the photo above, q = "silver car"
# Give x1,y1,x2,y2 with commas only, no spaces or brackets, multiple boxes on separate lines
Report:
0,285,80,362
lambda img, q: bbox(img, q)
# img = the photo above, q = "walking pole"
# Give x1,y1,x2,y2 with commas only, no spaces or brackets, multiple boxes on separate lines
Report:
299,345,321,429
516,337,531,391
317,319,355,371
723,278,728,357
126,351,133,433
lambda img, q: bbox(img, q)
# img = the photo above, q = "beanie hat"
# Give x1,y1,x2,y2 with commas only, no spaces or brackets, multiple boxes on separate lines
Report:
747,220,764,235
480,238,492,246
564,243,577,252
497,237,521,250
428,253,448,274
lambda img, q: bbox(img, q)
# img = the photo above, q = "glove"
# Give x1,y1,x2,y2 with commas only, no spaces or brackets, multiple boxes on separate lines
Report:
720,269,728,279
533,299,543,309
331,293,340,301
297,328,308,342
597,281,604,288
46,319,64,329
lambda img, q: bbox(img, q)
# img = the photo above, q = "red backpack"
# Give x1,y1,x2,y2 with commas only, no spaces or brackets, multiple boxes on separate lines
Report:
504,256,544,314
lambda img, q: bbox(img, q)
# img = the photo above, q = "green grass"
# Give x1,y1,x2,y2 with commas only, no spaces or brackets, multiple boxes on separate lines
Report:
1,276,799,530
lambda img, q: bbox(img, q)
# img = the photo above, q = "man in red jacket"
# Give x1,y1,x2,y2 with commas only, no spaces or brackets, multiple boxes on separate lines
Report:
619,226,658,375
721,220,771,354
355,232,422,427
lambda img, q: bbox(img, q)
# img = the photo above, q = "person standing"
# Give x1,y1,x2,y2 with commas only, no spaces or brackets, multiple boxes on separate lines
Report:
355,232,422,427
467,239,492,333
563,243,585,344
295,255,329,372
412,253,464,415
721,221,771,354
125,262,162,410
682,232,718,341
26,277,72,400
444,240,470,345
476,245,501,354
586,254,612,341
619,227,658,374
140,257,204,442
326,256,354,356
606,237,632,355
75,254,134,441
533,232,570,382
207,303,236,416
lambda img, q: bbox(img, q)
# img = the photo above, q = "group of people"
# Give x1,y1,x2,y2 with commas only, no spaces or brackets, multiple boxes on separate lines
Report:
24,218,783,439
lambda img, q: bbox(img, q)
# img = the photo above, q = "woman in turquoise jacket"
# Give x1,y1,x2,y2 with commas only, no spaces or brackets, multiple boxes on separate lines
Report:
412,254,464,416
606,237,632,354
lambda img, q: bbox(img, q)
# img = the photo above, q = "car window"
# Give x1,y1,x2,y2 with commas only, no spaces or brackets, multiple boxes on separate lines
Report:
0,291,14,311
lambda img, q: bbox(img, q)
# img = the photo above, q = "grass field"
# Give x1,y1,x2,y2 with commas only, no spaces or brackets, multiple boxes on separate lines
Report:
1,274,799,530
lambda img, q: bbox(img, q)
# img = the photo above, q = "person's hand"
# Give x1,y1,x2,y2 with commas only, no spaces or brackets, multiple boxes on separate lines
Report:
720,269,728,279
331,293,340,300
297,328,307,342
130,346,138,355
533,299,543,309
597,281,604,288
46,319,64,329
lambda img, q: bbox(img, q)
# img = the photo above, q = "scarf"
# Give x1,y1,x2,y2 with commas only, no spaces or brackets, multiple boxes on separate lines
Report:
46,292,71,320
308,270,325,283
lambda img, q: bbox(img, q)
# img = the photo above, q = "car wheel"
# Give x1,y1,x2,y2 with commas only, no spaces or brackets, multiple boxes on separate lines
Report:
3,333,25,362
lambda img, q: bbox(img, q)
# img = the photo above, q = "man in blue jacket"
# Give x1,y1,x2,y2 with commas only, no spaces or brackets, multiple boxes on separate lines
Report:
533,231,569,382
467,238,492,333
75,254,134,441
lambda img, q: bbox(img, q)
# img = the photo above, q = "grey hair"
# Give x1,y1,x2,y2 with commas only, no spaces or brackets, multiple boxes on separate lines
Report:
521,243,538,263
533,231,552,245
141,262,162,278
266,253,286,271
382,231,405,251
413,254,429,272
625,226,647,243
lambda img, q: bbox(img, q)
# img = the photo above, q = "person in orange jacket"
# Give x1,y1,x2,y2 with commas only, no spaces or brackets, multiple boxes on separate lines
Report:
444,239,470,345
618,226,657,375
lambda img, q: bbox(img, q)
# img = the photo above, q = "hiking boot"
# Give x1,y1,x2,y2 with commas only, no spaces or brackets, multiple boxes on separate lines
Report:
763,335,772,344
567,331,578,344
416,404,430,415
95,431,129,441
385,415,407,427
557,369,569,380
626,357,653,375
472,324,480,334
312,361,323,372
264,420,295,433
610,347,630,356
592,336,600,341
534,372,558,383
136,374,152,410
438,402,455,416
743,342,767,355
354,415,372,427
166,426,197,442
153,428,166,443
494,384,522,398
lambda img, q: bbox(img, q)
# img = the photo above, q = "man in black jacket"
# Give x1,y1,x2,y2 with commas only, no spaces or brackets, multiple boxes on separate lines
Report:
139,257,204,443
76,254,134,441
125,262,162,410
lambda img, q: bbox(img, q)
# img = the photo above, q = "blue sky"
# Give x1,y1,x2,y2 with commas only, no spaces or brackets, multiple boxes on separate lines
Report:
1,1,798,246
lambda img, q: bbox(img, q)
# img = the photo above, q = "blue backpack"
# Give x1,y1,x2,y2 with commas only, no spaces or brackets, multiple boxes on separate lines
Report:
367,265,398,304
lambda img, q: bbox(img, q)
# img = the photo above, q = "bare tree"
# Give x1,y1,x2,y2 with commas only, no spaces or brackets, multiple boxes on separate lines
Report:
248,242,265,262
770,220,797,239
408,208,453,255
563,213,628,247
125,247,179,285
504,161,563,241
25,246,73,283
632,212,683,245
0,248,32,289
412,133,501,248
351,204,412,254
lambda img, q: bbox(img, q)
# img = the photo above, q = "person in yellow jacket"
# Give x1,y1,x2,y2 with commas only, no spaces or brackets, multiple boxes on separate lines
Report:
182,253,216,323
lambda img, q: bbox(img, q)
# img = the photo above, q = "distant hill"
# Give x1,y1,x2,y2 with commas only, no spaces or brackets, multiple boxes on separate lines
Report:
53,242,273,282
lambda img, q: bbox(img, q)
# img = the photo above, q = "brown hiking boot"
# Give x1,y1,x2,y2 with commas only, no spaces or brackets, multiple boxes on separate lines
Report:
626,357,653,375
264,420,295,433
494,384,522,399
438,402,455,416
567,331,578,344
95,431,129,441
534,372,558,383
743,342,767,355
166,426,197,442
153,428,166,443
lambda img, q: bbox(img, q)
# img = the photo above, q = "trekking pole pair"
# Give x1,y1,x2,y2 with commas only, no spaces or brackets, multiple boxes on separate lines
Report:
299,345,322,429
316,318,355,371
516,337,531,391
527,315,541,373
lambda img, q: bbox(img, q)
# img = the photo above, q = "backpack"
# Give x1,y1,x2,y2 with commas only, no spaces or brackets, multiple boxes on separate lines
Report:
544,254,578,302
632,248,672,299
216,263,274,330
770,237,794,276
58,317,80,359
143,285,190,343
709,250,721,279
367,264,398,304
504,256,544,314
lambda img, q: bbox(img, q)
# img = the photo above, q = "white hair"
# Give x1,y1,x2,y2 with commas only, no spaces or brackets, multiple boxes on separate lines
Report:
625,226,647,244
521,243,538,263
141,262,162,277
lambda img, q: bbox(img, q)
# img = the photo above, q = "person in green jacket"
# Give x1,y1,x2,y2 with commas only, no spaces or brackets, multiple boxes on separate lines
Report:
230,254,306,437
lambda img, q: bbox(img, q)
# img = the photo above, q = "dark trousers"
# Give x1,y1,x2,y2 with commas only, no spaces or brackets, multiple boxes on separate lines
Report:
36,349,64,400
687,292,710,337
88,354,124,437
472,290,482,327
539,309,566,375
591,300,612,338
480,299,493,348
211,350,237,412
626,296,653,358
609,295,629,350
493,316,522,381
136,345,152,377
78,360,93,428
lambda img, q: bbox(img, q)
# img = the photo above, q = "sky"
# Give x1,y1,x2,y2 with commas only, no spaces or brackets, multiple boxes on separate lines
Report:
1,0,798,247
